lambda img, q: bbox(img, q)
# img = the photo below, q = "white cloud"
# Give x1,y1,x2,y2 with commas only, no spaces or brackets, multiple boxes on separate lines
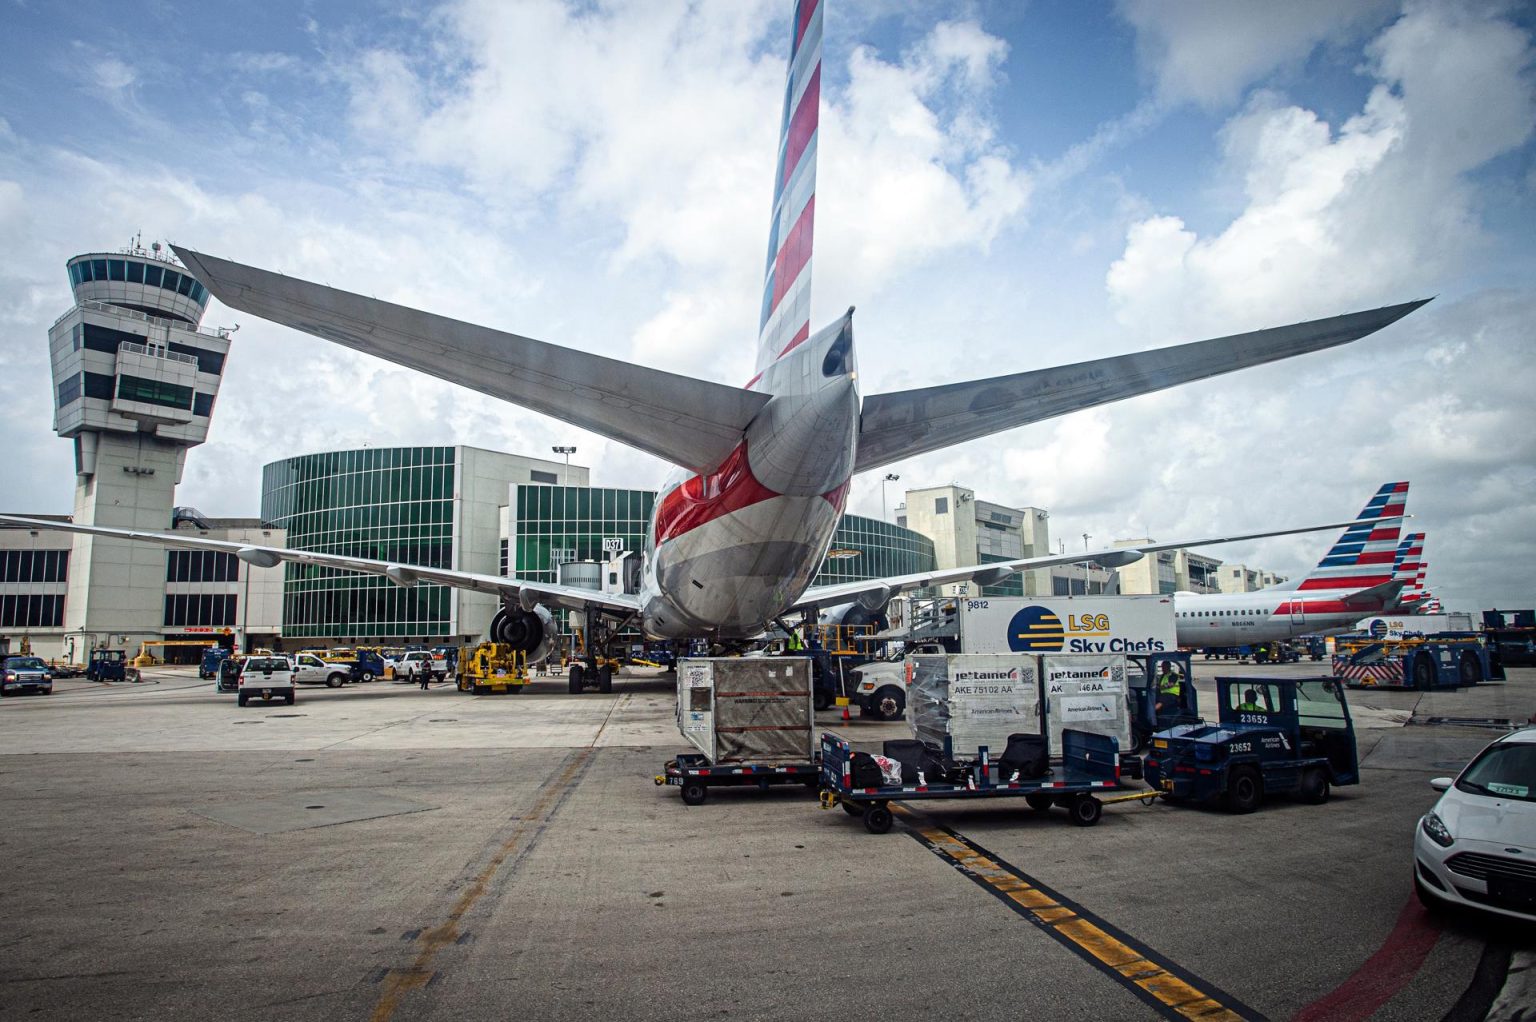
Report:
1107,2,1536,340
1118,0,1397,108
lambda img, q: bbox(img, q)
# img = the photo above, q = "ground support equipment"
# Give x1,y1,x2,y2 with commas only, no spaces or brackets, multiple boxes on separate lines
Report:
1332,636,1502,690
818,728,1127,834
655,753,821,806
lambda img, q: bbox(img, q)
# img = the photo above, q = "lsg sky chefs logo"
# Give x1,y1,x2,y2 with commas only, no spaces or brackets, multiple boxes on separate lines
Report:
1006,606,1167,654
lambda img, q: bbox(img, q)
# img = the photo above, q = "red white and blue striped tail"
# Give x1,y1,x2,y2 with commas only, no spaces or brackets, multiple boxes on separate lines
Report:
1296,481,1409,592
753,0,822,380
1393,532,1424,584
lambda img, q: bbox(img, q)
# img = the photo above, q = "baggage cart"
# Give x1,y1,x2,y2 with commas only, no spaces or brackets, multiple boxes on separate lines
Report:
818,728,1127,834
656,657,817,805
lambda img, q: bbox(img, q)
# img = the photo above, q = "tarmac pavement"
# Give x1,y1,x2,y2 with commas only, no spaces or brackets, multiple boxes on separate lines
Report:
0,660,1532,1020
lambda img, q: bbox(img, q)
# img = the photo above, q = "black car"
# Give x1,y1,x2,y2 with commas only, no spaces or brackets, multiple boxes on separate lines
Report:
1,656,54,696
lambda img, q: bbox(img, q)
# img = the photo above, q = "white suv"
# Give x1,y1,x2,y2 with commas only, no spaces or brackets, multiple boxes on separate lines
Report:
238,656,297,707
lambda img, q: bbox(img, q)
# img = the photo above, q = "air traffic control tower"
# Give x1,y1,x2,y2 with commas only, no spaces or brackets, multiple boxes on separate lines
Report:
48,243,232,644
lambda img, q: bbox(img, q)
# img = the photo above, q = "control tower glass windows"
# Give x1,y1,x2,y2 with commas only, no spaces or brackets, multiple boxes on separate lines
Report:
56,373,82,407
117,375,193,410
68,258,208,304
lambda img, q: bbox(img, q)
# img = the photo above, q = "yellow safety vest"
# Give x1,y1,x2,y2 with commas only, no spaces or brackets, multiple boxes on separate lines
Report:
1157,673,1181,696
1238,701,1262,712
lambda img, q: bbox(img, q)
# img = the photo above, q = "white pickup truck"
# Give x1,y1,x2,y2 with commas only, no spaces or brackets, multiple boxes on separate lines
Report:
291,652,353,688
394,650,445,683
237,655,297,707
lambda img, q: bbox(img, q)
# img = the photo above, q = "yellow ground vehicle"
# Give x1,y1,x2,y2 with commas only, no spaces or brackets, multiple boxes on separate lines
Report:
455,643,530,694
132,640,221,668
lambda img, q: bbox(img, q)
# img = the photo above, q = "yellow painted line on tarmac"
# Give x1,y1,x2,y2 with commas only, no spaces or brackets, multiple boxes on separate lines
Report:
369,748,593,1022
897,808,1264,1021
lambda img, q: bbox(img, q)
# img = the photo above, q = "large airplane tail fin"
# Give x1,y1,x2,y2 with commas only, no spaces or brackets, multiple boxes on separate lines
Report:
1394,532,1425,608
1294,481,1409,592
752,0,822,382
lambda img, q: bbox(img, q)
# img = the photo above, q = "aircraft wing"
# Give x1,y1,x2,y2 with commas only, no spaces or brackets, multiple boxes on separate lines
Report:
0,515,639,617
172,246,772,476
788,516,1407,613
853,300,1430,472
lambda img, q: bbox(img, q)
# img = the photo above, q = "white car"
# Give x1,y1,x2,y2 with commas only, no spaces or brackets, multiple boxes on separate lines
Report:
1414,725,1536,921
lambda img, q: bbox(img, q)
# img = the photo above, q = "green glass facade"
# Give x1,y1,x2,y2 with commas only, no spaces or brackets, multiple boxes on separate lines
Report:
811,514,936,587
511,485,656,583
261,447,455,638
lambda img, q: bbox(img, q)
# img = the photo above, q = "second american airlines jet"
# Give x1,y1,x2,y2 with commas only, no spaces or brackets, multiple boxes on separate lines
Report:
1173,482,1413,647
1,0,1427,688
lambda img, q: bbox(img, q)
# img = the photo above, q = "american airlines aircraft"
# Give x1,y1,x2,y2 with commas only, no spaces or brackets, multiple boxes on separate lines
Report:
1172,482,1412,647
1,0,1426,691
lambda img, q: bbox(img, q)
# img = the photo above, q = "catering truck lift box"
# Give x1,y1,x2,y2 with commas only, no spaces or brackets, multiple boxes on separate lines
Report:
953,595,1176,656
659,658,818,805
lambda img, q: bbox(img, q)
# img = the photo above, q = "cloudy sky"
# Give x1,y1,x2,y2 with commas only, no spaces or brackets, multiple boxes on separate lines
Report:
1,0,1532,611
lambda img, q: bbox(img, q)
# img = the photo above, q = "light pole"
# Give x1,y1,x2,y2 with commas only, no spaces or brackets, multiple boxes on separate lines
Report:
552,445,576,486
881,473,900,522
1082,533,1092,595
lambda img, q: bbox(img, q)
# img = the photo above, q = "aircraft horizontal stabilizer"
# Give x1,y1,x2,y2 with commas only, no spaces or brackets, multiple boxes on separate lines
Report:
1343,579,1405,607
853,300,1430,472
791,515,1407,614
0,515,640,618
173,247,772,475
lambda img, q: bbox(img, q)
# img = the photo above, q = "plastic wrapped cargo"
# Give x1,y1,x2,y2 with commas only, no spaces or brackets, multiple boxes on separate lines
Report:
676,658,814,764
908,654,1041,757
1040,654,1129,757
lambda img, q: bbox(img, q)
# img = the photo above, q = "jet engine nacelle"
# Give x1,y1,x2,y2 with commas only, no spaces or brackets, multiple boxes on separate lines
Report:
489,604,557,665
818,600,889,634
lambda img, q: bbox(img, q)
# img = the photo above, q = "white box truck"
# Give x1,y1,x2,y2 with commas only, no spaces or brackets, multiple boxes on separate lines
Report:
954,595,1176,656
1353,613,1474,640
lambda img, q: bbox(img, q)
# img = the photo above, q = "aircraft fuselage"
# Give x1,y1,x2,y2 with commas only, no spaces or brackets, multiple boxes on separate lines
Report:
639,313,858,639
1173,589,1396,647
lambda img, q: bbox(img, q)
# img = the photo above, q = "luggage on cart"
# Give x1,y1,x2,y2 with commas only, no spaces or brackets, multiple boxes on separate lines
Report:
999,733,1049,780
849,751,886,788
882,739,957,784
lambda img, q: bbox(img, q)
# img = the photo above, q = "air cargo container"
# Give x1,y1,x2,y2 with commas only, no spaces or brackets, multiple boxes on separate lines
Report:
658,658,819,805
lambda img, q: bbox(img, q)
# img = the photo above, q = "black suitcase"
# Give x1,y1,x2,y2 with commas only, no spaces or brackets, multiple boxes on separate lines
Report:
998,733,1049,780
849,751,885,788
883,739,956,784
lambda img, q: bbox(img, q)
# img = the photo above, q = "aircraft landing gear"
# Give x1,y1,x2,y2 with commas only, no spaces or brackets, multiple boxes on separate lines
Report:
567,606,622,695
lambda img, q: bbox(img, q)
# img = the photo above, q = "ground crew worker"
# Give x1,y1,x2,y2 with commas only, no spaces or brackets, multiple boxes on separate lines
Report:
1155,662,1182,715
1238,688,1263,712
786,629,805,653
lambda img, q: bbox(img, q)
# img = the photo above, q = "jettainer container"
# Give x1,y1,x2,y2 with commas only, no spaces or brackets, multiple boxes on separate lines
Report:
953,595,1175,656
909,652,1130,759
675,658,814,764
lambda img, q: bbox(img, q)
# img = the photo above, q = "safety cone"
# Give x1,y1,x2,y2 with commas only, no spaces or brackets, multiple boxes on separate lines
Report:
840,704,851,722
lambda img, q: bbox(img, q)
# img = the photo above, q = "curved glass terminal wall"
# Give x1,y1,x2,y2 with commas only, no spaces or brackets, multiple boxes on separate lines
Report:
511,485,656,582
261,447,454,638
812,514,936,586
